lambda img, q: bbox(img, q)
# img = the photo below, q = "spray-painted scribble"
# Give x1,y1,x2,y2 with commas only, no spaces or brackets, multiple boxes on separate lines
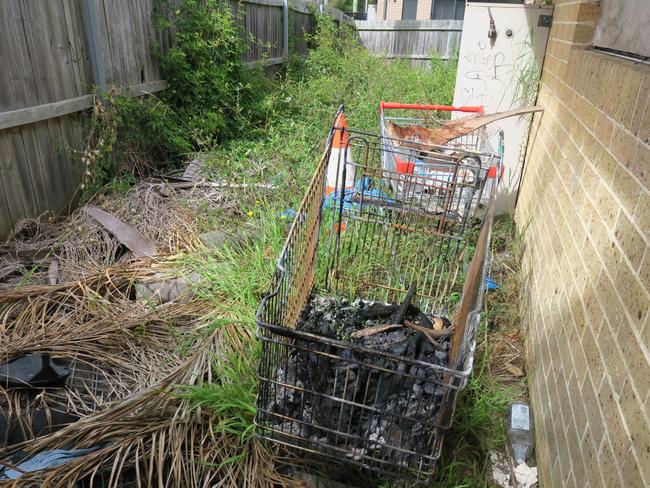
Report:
458,40,515,107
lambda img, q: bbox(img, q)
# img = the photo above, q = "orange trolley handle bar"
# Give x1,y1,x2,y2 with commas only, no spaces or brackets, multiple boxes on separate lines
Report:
379,101,484,113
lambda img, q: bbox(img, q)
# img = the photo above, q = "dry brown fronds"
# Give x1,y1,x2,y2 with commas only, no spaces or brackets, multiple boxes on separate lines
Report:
1,330,286,488
0,180,241,289
0,260,206,441
0,259,286,487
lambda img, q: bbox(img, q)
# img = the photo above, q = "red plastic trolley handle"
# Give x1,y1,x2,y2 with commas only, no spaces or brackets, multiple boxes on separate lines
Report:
380,101,484,113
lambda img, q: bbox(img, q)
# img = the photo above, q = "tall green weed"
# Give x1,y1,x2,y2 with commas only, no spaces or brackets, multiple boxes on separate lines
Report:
203,14,457,205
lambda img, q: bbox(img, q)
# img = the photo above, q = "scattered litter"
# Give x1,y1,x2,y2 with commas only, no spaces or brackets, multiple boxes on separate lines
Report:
0,331,279,487
0,354,70,388
156,180,276,196
182,158,206,181
485,277,499,289
280,208,296,220
0,179,242,288
506,364,524,377
490,450,512,488
0,261,209,454
47,259,59,285
514,462,537,488
135,271,200,304
83,206,157,257
490,450,538,488
507,403,535,464
0,447,101,480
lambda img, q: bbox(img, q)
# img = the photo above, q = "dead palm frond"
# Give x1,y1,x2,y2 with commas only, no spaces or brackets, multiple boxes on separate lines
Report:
386,106,543,149
0,180,244,289
0,260,207,444
0,328,286,488
0,260,288,487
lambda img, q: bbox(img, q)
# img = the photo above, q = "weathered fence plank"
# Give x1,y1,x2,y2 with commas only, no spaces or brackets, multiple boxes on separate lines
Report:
355,20,462,66
0,0,350,238
292,10,316,56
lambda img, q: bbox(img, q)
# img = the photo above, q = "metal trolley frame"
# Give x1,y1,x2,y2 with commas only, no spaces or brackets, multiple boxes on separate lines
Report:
255,107,502,484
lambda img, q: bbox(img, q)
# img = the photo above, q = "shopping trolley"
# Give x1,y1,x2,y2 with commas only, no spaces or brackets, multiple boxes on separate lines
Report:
379,102,503,211
256,107,502,484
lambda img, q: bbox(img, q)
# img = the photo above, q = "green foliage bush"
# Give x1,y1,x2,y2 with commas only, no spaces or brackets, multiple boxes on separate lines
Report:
86,10,457,200
204,14,458,204
111,95,193,167
80,93,192,199
154,0,268,147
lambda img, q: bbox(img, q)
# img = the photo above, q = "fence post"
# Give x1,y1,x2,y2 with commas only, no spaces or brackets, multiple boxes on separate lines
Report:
81,0,106,91
283,0,289,59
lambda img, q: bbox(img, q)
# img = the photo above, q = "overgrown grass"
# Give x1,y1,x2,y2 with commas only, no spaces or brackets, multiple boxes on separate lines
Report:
174,211,287,452
180,345,259,447
201,15,457,205
413,218,524,487
172,14,527,487
430,325,519,487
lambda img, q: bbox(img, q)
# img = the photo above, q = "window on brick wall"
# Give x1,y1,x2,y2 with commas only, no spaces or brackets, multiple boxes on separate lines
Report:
431,0,465,20
593,0,650,60
402,0,418,19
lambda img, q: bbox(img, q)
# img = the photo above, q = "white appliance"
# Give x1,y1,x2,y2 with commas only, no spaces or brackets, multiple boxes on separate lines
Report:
452,2,553,213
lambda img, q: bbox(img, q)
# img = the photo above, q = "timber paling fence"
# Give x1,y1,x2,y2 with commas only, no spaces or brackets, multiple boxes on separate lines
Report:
0,0,349,239
355,20,462,68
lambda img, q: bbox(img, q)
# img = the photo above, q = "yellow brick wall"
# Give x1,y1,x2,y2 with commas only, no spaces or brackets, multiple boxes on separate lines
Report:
415,0,432,20
375,0,432,20
516,0,650,486
376,0,404,20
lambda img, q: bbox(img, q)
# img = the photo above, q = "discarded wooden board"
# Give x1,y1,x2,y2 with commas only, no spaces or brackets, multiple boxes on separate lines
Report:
83,206,157,257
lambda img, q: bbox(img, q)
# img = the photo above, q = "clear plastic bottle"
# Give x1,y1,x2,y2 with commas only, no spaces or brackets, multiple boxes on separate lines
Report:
507,402,535,465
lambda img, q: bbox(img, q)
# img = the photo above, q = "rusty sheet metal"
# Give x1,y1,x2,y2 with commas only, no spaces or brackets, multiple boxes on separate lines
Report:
449,196,494,369
282,150,328,328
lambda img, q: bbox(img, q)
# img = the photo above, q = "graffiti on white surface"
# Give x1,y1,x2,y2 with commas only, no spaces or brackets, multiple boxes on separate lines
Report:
458,40,515,108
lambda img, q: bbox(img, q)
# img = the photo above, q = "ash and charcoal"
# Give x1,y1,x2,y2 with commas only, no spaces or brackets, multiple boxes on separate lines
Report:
264,293,454,468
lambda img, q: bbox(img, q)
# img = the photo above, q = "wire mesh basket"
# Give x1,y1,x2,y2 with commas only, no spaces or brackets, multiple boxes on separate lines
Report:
379,101,503,205
256,107,501,483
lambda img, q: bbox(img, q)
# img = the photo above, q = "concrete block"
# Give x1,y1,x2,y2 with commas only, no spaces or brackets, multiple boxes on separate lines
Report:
581,325,606,384
595,272,627,335
634,193,650,234
639,251,650,295
631,72,650,132
620,447,646,488
581,373,606,451
610,128,641,175
612,68,643,127
611,162,642,214
618,379,650,485
568,372,589,430
581,280,605,335
565,418,587,483
597,319,630,393
568,326,589,385
593,111,614,148
632,143,650,191
617,319,650,402
555,416,573,478
594,149,619,186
